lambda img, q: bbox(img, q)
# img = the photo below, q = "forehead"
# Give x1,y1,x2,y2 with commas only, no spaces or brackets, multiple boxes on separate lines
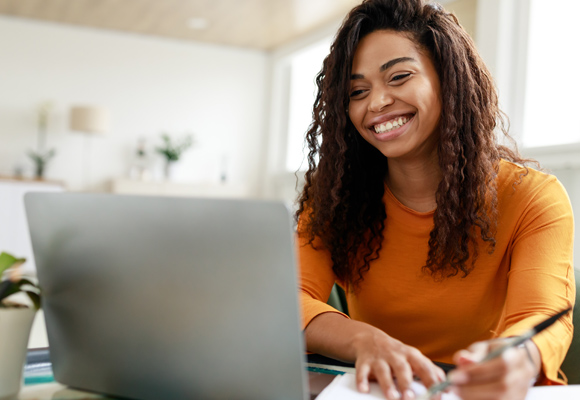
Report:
351,30,426,70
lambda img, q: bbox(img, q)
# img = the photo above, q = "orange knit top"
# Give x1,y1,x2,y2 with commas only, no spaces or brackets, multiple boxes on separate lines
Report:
298,160,575,385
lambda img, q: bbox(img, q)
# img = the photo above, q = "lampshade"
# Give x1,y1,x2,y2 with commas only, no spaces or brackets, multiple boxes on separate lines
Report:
69,106,109,134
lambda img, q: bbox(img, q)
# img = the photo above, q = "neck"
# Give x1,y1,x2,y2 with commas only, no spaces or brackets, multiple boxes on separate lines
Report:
386,154,442,212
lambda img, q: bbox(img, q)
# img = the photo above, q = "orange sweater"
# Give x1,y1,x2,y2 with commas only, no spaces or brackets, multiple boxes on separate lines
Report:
298,160,575,385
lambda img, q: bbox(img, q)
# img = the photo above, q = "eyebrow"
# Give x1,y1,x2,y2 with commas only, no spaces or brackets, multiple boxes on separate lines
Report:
350,57,417,80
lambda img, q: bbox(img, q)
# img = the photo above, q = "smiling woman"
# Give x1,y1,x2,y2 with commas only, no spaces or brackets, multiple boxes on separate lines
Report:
348,31,441,167
295,1,575,400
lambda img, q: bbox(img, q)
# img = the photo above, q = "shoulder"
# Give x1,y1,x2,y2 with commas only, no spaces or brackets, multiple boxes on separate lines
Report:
497,160,568,200
496,159,572,220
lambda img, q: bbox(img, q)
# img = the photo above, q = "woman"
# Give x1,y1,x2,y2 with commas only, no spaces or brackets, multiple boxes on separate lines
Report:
296,1,575,399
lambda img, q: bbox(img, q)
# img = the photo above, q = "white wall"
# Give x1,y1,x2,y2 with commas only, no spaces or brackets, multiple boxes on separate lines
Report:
263,20,341,202
0,16,269,194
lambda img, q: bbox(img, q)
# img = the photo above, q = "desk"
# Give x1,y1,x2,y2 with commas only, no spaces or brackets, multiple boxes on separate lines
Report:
18,377,580,400
19,351,579,399
19,372,334,400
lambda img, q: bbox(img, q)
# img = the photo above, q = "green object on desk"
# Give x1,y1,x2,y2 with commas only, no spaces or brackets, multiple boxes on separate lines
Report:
24,374,55,385
307,365,346,376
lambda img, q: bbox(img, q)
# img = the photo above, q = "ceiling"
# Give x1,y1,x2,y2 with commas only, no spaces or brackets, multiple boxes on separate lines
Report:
0,0,364,50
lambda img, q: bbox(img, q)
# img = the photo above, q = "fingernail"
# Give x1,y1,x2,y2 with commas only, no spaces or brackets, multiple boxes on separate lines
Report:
359,382,369,393
403,389,415,400
388,389,401,399
448,370,468,384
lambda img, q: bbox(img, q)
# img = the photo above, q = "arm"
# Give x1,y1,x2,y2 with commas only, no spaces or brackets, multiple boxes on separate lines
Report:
298,233,445,400
306,313,445,400
450,176,575,399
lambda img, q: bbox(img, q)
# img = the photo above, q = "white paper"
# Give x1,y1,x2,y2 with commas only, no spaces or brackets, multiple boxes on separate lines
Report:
315,374,460,400
524,385,580,400
315,373,580,400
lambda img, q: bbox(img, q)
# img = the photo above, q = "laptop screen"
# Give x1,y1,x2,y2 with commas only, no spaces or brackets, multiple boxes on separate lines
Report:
26,193,308,400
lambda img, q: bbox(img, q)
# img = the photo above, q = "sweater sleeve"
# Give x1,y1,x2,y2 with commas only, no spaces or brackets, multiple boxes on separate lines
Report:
297,228,349,330
498,177,575,385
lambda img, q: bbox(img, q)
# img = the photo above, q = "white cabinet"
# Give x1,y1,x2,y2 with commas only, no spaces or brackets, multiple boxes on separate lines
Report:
110,178,250,198
0,178,64,274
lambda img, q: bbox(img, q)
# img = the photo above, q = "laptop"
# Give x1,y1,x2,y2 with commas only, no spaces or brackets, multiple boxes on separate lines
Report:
25,193,308,400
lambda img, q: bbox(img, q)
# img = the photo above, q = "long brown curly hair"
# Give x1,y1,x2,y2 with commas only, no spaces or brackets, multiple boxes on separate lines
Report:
296,0,534,288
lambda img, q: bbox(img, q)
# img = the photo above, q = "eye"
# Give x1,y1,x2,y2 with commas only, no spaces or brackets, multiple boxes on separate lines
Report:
349,89,367,98
391,72,412,83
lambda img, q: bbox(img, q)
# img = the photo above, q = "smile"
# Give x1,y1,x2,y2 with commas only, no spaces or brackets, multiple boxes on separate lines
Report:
373,115,412,134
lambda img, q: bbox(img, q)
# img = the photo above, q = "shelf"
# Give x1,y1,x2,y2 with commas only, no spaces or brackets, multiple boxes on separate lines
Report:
110,178,249,198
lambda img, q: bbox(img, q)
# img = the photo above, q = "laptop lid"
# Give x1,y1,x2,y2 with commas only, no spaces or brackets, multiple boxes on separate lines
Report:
25,193,308,400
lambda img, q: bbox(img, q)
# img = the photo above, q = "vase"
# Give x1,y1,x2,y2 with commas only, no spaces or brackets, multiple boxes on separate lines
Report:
0,308,37,400
34,162,45,180
163,160,177,181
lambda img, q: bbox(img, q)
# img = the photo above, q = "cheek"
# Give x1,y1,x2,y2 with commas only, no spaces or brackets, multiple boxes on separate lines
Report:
416,88,441,125
348,103,365,130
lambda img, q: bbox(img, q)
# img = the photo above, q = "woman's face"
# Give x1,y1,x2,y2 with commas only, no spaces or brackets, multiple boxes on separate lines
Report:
348,30,442,161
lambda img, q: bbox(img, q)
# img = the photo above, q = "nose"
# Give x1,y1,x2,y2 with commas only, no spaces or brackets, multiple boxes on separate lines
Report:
368,87,394,112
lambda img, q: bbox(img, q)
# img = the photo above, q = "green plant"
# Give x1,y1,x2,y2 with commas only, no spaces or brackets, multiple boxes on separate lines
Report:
27,101,57,179
0,252,40,310
27,149,56,179
155,133,194,162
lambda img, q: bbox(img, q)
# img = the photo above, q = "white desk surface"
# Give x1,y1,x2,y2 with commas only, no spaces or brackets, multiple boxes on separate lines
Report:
19,380,580,400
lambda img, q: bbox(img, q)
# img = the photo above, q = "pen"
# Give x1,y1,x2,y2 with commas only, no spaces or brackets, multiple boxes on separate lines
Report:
417,307,573,400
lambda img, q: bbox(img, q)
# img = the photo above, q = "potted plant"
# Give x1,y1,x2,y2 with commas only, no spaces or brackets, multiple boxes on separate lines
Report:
27,101,57,180
155,133,194,180
0,252,41,399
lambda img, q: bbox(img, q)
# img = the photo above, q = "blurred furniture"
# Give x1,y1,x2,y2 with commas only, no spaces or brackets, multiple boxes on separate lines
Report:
0,178,61,351
0,177,64,274
69,105,109,191
326,283,349,315
110,178,249,198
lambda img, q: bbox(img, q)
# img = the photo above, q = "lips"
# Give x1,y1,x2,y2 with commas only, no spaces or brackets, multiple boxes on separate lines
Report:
367,112,414,129
374,115,411,134
367,112,415,134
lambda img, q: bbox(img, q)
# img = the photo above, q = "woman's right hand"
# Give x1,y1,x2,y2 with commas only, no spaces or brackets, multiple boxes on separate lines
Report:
352,328,445,400
304,313,445,400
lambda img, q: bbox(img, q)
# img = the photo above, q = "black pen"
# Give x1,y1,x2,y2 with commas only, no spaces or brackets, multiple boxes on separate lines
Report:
417,307,573,400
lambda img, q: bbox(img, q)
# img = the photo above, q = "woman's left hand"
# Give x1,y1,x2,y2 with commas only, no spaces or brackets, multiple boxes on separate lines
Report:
448,339,541,400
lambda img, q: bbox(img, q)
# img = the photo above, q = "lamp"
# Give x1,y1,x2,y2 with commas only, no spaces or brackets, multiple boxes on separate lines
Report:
70,106,109,134
69,106,110,191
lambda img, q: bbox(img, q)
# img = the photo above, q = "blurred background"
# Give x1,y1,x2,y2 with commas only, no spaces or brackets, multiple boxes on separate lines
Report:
0,0,579,262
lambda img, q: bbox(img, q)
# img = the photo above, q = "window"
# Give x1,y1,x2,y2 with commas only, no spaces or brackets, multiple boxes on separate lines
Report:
522,0,580,148
285,37,332,172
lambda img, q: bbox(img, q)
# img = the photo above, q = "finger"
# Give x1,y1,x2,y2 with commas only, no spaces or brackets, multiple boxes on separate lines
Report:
453,348,518,385
451,380,510,400
389,358,415,400
355,361,372,393
436,366,446,382
371,360,401,400
467,340,492,354
454,342,490,366
465,339,508,361
453,349,477,366
408,354,444,388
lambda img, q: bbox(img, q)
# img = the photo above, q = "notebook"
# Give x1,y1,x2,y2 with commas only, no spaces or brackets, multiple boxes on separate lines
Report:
25,193,308,400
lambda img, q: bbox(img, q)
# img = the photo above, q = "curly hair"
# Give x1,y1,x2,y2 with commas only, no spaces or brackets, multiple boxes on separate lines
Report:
296,0,534,288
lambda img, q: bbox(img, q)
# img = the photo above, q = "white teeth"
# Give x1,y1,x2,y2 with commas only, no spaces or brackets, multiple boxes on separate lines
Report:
374,116,410,133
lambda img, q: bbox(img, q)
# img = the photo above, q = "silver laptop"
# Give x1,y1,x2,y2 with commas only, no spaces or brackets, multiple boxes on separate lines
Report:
25,193,308,400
